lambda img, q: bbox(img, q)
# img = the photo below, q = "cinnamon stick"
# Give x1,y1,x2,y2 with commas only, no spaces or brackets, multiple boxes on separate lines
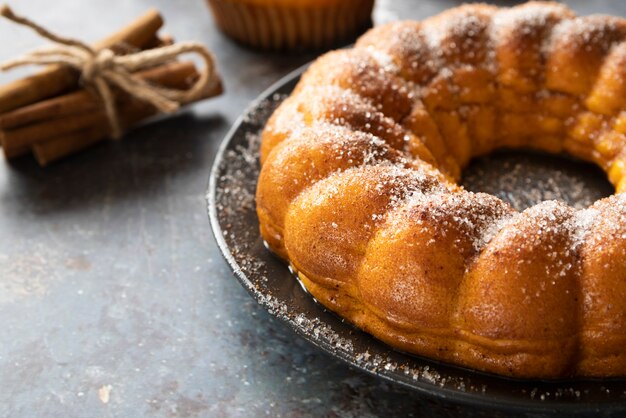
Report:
0,61,198,130
0,9,163,114
2,142,29,159
0,62,222,161
0,61,217,155
2,111,109,151
32,80,222,165
144,33,175,49
33,126,107,165
92,9,163,52
32,108,150,166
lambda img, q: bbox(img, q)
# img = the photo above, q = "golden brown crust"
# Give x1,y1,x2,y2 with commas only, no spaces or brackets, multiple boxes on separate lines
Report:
257,125,408,256
297,49,415,122
256,2,626,378
546,16,626,96
578,196,626,375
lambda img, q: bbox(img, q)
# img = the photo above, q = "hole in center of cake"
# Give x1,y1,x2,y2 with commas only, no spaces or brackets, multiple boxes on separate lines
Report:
461,150,614,212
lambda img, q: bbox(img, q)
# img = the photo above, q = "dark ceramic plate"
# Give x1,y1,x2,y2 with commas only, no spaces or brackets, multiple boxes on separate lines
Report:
207,65,626,416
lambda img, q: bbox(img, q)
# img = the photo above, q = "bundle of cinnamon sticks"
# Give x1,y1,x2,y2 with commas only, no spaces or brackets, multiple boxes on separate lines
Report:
0,9,223,166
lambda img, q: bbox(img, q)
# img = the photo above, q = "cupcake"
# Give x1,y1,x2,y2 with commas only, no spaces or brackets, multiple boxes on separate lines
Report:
206,0,375,51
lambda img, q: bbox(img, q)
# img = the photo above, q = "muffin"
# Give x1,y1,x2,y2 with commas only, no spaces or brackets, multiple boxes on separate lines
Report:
206,0,375,51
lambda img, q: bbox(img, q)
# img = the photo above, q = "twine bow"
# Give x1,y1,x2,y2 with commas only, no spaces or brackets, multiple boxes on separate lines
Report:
0,4,217,138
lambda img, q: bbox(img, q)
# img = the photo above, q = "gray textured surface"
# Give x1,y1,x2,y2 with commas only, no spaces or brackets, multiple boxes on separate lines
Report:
0,1,624,417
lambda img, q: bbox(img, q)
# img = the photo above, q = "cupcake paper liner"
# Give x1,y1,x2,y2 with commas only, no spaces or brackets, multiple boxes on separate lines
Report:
207,0,374,50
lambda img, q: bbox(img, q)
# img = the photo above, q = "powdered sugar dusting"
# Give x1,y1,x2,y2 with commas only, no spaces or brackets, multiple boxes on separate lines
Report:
213,54,626,400
212,93,495,398
255,1,626,380
572,207,601,248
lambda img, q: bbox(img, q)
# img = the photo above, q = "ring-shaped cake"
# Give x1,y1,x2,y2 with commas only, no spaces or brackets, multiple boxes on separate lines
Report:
256,2,626,378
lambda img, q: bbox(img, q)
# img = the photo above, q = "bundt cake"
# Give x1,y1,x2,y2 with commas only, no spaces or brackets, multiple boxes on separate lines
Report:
255,2,626,378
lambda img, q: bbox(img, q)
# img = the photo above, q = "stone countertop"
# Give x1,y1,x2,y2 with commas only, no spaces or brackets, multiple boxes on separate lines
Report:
1,1,625,417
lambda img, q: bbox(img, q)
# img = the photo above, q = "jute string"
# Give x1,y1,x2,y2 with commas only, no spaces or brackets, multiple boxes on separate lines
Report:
0,4,217,138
